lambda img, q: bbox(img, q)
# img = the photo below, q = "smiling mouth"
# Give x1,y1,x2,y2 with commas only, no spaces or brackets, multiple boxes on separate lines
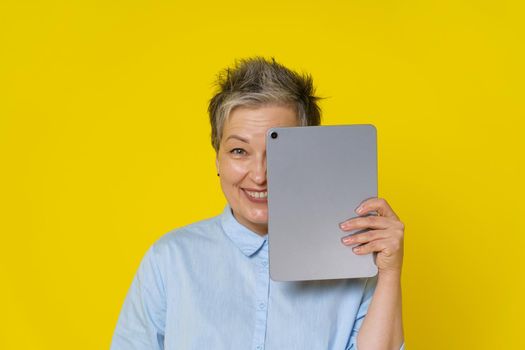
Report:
243,189,268,201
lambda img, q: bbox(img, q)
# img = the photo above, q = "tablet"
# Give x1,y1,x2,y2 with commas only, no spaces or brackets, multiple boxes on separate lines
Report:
266,124,378,281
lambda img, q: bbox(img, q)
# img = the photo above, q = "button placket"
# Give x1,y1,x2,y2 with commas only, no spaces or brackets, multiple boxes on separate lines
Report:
251,242,270,350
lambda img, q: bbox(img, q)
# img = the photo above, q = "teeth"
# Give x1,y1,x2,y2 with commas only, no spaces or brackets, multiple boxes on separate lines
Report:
246,190,268,199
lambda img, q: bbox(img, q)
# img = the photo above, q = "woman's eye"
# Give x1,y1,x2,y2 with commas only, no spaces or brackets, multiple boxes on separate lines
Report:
230,148,246,156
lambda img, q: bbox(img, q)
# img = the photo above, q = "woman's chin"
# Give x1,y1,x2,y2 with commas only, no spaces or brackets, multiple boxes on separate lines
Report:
243,207,268,225
248,212,268,225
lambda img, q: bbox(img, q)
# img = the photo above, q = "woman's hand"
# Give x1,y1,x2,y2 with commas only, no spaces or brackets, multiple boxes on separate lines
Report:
339,197,404,276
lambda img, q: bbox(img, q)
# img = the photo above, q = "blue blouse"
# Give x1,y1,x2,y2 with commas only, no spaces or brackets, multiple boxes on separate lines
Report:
111,204,405,350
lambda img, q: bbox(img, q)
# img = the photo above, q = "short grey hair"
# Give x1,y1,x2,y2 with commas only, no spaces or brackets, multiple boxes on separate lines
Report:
207,56,324,152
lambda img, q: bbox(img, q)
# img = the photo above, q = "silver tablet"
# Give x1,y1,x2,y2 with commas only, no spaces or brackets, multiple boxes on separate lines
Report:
266,124,378,281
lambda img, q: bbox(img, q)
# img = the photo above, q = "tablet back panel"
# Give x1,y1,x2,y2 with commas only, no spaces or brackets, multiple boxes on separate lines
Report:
266,124,378,281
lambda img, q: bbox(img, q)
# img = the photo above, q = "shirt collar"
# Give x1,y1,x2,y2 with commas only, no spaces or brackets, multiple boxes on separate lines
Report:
220,204,268,257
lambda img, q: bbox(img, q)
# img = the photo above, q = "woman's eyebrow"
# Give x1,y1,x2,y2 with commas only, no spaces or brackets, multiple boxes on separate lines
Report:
225,135,249,143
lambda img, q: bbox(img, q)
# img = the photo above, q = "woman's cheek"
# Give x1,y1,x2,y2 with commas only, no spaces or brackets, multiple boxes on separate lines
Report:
222,159,249,182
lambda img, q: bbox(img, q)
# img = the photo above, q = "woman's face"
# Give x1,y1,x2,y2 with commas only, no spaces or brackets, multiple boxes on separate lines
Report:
216,104,299,235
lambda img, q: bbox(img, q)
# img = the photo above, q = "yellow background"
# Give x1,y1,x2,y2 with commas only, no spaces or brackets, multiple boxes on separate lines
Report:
1,0,524,349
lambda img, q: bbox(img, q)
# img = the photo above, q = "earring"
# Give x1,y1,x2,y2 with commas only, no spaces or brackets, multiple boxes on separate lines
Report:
217,173,220,177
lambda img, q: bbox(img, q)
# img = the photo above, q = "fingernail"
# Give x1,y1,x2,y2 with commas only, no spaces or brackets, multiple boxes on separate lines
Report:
353,247,360,252
355,206,363,214
341,237,353,244
339,222,348,229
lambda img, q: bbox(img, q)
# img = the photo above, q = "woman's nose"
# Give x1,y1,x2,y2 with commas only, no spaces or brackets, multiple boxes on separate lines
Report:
250,157,267,185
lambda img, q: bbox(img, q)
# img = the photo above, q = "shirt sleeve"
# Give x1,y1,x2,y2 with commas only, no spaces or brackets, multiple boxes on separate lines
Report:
110,244,167,350
346,274,406,350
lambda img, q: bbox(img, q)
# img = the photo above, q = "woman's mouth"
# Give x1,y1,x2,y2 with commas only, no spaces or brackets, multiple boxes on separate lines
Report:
243,189,268,203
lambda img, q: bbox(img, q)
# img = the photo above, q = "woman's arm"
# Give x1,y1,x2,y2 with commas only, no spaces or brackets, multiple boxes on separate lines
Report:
111,244,167,350
340,197,405,350
357,271,404,350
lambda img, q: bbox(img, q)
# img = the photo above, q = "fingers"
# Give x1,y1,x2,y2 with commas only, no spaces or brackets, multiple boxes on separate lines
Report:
352,238,401,256
341,229,387,245
351,239,384,255
339,215,397,231
338,197,404,263
355,197,398,219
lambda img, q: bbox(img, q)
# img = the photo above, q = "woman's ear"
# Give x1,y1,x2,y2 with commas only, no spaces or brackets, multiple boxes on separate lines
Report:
215,157,219,176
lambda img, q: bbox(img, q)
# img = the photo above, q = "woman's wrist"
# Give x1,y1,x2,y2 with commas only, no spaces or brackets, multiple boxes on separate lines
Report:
377,268,402,283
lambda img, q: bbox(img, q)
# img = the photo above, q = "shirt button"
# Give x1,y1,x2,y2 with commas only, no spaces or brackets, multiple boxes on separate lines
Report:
258,302,266,310
261,260,268,267
256,345,263,350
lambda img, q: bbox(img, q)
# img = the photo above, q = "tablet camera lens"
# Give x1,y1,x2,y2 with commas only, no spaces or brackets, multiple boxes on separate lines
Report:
271,132,278,139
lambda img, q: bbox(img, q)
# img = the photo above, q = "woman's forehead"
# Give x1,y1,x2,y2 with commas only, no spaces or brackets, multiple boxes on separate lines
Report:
224,105,299,134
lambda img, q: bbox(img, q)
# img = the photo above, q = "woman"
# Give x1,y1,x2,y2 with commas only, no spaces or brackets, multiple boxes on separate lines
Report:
111,57,405,350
